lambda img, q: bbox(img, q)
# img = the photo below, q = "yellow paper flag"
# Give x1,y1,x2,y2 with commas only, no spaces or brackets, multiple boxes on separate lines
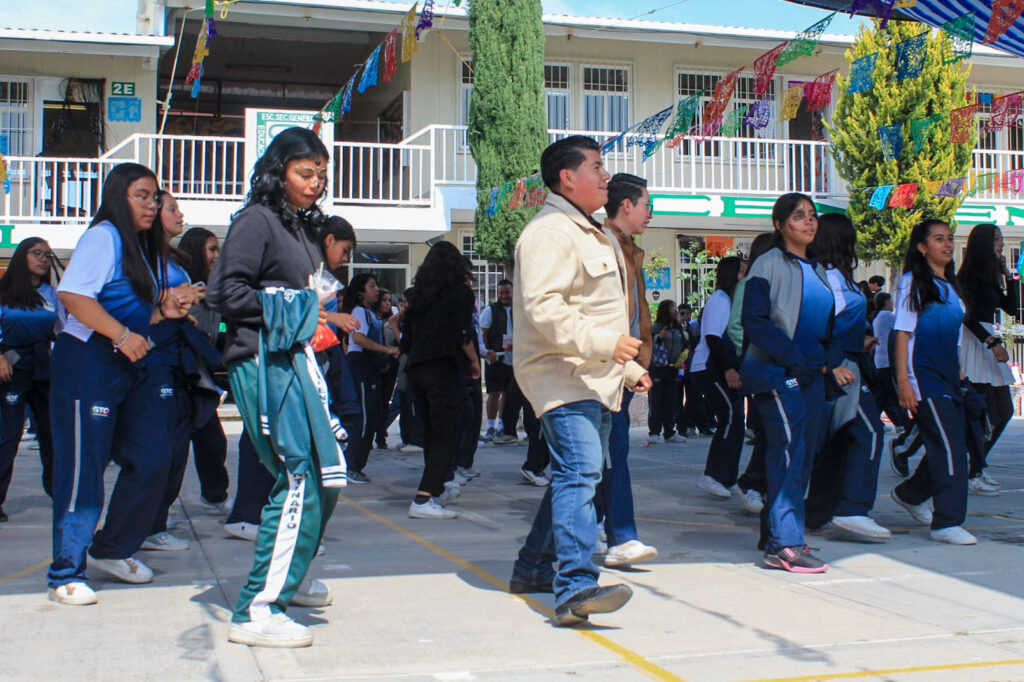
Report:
401,4,419,63
780,84,804,121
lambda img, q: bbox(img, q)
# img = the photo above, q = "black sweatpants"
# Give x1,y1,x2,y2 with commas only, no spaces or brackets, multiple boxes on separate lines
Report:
408,360,464,497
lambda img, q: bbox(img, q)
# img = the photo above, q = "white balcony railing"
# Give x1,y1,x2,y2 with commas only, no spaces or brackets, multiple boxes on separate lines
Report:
2,125,1019,226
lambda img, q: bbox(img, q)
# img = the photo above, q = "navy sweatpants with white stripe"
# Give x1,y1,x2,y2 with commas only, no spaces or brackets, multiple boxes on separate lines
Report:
754,376,829,552
805,384,885,529
48,334,172,587
893,393,969,530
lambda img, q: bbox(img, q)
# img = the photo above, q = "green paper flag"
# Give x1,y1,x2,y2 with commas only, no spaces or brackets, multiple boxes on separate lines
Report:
911,114,942,154
777,12,835,67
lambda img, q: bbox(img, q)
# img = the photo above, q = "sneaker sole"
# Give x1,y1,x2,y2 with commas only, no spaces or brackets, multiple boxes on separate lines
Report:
890,489,932,526
228,626,313,648
408,510,457,519
571,585,634,617
829,525,891,543
47,588,98,606
697,483,732,500
89,564,153,584
225,529,259,542
763,557,829,574
290,593,334,607
140,542,190,552
604,548,658,567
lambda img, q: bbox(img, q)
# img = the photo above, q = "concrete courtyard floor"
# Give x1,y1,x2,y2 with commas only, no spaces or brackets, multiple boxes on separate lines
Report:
4,417,1024,682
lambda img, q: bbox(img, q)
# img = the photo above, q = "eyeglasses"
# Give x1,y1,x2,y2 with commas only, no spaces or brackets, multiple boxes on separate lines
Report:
647,202,655,212
130,193,160,208
27,249,53,259
296,166,329,186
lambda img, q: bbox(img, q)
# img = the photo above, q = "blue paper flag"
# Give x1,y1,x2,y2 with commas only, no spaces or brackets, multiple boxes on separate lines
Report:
869,185,894,209
896,31,928,81
1017,242,1024,276
848,52,878,95
341,69,360,116
358,45,382,94
878,123,903,161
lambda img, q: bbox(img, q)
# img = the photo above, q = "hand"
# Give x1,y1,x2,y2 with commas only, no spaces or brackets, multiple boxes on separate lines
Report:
171,284,200,307
863,335,879,353
832,365,856,386
613,335,642,365
993,344,1009,363
632,373,653,393
190,283,207,300
897,379,918,414
161,293,191,319
187,314,199,326
387,346,400,358
325,311,359,334
0,355,11,383
486,350,498,362
318,304,328,327
117,331,150,362
724,368,742,390
469,361,481,380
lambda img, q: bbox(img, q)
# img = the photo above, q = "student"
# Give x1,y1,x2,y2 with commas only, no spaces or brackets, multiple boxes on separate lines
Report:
480,279,513,442
178,226,232,512
648,300,686,446
871,292,910,434
694,256,747,502
740,192,852,573
509,135,650,626
0,238,58,522
804,214,890,542
342,273,399,483
375,287,399,449
956,223,1018,496
48,162,191,606
207,127,347,647
890,219,975,544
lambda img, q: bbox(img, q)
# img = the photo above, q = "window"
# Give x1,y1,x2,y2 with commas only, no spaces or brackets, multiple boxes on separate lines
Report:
545,64,570,131
675,71,776,156
973,90,1024,175
0,78,33,156
461,233,504,305
459,61,473,147
583,66,629,132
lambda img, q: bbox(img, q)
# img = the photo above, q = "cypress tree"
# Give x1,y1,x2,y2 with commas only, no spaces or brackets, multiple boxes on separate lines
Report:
831,20,974,268
467,0,548,265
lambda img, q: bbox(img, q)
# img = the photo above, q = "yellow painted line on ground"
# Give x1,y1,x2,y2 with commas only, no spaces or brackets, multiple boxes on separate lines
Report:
0,559,49,586
338,496,685,682
739,657,1024,682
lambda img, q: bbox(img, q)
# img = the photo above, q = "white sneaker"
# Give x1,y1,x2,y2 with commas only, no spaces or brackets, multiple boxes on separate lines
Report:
291,577,333,607
493,433,518,445
930,526,977,545
890,487,933,526
832,515,891,541
968,477,999,497
165,516,179,531
457,466,480,480
229,612,313,648
685,428,699,438
201,495,234,514
225,522,259,542
398,443,423,454
141,531,190,552
604,540,658,567
697,475,732,499
980,471,1001,489
439,481,461,505
520,469,550,487
740,488,764,514
408,497,457,519
48,581,98,606
452,469,470,486
89,556,153,584
647,434,663,445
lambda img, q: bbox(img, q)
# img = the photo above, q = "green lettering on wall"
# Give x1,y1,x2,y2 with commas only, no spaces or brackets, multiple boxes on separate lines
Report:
721,196,775,218
0,225,14,248
954,204,995,223
1006,206,1024,226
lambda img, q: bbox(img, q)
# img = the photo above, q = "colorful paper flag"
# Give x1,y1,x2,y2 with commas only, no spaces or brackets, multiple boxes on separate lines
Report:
804,70,837,111
507,180,527,210
869,185,894,209
701,67,744,137
1002,169,1024,194
383,29,398,83
780,84,804,121
627,106,673,149
754,43,787,98
401,4,419,63
984,0,1024,44
341,69,360,116
485,187,499,216
940,11,975,63
878,123,903,160
968,171,1000,195
987,92,1023,132
848,52,878,95
415,0,434,38
888,182,918,208
358,45,383,94
720,105,751,137
950,104,979,144
923,179,943,196
744,98,773,130
911,114,942,154
935,177,966,198
896,31,928,81
664,89,706,148
777,13,836,66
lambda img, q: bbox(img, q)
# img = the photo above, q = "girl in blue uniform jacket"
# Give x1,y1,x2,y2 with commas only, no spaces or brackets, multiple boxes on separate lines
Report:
804,214,890,542
0,238,59,521
891,219,976,545
740,193,854,574
48,163,191,606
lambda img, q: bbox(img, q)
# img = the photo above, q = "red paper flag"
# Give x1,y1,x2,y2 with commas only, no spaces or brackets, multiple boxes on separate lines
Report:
803,70,838,111
888,183,918,208
753,43,787,98
701,67,743,137
984,0,1024,43
383,28,398,83
950,104,979,144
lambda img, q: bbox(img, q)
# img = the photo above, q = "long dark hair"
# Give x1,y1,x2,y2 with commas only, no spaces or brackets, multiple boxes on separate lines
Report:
746,232,776,266
902,219,958,313
654,299,679,328
245,127,330,239
406,241,472,314
156,191,189,269
957,223,1003,296
179,227,217,283
812,213,858,287
341,273,377,314
715,256,743,299
90,162,167,302
318,215,356,250
770,192,815,247
0,238,51,309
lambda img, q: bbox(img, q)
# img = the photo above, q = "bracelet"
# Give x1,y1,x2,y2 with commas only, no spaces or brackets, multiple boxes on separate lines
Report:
112,327,131,348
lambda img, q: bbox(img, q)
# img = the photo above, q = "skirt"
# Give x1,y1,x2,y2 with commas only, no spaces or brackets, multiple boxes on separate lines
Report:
959,321,1015,387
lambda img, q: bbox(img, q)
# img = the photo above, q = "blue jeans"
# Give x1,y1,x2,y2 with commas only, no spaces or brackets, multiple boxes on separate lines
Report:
596,390,637,546
512,399,611,605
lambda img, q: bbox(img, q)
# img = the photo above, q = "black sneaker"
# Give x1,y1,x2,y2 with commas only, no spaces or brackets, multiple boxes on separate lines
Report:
0,507,7,522
509,574,554,594
347,470,371,484
553,584,633,626
888,439,910,478
763,546,828,574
